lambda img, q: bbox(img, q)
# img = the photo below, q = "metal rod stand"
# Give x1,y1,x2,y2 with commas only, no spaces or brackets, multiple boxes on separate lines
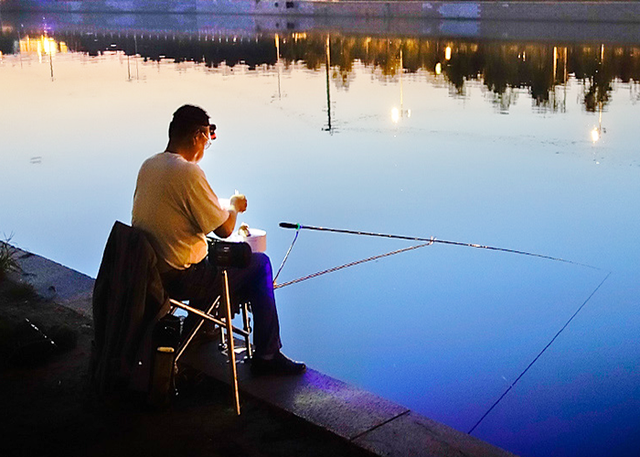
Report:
222,269,241,416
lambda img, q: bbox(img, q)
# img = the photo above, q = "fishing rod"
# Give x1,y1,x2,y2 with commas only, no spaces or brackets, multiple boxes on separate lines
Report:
278,221,610,434
279,222,600,270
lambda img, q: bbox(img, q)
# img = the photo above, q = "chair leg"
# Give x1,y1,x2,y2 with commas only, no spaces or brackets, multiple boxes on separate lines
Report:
168,292,250,416
241,302,253,360
168,299,251,355
174,296,221,364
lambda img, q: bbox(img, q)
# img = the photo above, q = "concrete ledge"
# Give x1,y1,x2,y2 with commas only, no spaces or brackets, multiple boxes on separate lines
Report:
354,411,514,457
8,247,516,457
182,342,516,457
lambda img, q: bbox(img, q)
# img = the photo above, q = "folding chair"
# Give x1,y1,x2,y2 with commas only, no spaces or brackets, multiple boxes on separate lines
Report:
168,238,254,415
91,222,253,415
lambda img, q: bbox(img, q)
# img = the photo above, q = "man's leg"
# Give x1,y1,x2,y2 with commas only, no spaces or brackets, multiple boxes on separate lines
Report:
161,253,282,356
225,252,282,358
161,253,304,375
227,252,305,375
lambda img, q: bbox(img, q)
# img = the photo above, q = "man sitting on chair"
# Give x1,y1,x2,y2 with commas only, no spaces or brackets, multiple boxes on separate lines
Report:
132,104,305,376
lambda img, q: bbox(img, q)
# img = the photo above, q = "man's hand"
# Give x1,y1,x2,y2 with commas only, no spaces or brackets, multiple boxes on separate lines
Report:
213,193,247,238
230,193,248,213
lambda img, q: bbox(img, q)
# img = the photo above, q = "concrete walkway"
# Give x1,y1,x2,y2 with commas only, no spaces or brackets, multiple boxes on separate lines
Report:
11,247,516,457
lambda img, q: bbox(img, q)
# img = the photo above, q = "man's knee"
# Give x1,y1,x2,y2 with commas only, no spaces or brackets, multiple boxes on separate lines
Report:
251,252,272,274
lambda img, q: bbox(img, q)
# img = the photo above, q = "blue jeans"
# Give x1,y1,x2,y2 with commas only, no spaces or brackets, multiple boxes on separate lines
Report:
161,252,282,358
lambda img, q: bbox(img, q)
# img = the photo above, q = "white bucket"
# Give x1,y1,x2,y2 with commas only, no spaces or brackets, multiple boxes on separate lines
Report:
228,226,267,253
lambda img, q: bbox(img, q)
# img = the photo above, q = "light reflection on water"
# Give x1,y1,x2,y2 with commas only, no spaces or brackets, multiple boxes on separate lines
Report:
1,29,640,457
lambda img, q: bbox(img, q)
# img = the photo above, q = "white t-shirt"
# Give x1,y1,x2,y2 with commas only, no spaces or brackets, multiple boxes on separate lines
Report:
132,152,229,270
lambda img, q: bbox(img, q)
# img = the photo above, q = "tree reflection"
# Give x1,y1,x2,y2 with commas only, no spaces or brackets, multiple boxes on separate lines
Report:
578,45,613,112
5,29,640,110
443,43,482,96
331,36,357,90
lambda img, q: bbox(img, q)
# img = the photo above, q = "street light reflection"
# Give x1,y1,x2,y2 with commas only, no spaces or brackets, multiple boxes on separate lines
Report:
591,101,606,143
391,107,411,124
391,107,400,123
19,35,68,61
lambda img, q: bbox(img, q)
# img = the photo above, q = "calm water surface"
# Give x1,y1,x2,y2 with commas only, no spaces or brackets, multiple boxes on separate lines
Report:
1,25,640,456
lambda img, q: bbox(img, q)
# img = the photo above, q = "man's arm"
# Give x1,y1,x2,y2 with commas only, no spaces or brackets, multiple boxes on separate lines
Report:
213,194,247,238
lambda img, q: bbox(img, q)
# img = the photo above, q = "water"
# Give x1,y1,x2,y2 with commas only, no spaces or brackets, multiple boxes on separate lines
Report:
1,19,640,456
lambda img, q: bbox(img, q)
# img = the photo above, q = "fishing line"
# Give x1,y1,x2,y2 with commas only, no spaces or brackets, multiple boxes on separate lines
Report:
280,222,601,270
467,271,612,435
274,241,433,290
273,225,300,284
277,222,610,431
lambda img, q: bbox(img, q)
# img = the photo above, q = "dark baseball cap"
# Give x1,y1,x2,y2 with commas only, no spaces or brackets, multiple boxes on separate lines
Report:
172,104,210,126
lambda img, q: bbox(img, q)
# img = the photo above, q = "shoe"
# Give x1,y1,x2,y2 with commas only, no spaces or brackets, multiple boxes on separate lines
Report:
250,351,306,376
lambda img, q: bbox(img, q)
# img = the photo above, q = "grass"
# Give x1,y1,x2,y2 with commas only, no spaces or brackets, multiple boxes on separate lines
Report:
0,238,20,281
5,281,38,301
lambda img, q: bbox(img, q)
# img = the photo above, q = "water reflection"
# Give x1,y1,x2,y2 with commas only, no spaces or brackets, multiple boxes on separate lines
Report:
391,49,411,124
18,34,68,57
323,34,334,134
2,23,640,457
4,31,639,114
591,101,607,144
12,33,68,79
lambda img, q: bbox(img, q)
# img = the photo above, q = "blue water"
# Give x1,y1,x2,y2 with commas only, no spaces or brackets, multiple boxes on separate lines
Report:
1,26,639,456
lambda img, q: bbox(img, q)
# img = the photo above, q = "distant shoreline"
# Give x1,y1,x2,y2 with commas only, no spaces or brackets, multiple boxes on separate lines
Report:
3,0,640,24
3,1,640,44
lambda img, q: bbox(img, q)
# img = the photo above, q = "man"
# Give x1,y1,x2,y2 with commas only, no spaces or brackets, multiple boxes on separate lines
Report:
132,104,305,376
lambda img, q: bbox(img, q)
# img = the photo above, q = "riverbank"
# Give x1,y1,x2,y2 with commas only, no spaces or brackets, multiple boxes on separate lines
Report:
0,247,515,456
0,268,375,457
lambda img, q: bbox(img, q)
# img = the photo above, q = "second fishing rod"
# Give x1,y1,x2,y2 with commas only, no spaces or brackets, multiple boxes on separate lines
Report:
279,222,599,269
